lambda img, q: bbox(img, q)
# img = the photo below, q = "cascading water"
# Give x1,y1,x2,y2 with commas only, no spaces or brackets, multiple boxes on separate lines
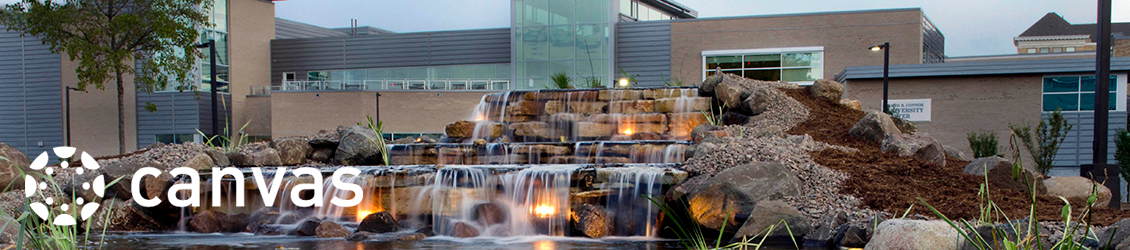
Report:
499,165,578,236
602,167,667,237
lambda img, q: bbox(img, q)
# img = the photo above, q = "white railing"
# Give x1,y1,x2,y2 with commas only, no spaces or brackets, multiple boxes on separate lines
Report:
276,79,511,92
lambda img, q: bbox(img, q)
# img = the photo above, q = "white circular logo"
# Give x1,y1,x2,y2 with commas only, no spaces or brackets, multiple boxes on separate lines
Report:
25,147,105,226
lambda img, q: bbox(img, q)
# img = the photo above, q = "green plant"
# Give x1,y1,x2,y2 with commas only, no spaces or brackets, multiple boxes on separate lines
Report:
548,72,573,89
702,102,726,126
580,76,603,88
1,166,124,250
197,98,250,153
968,130,1001,158
662,72,685,87
619,68,639,88
646,196,796,250
1009,109,1073,175
1116,129,1130,203
358,115,390,165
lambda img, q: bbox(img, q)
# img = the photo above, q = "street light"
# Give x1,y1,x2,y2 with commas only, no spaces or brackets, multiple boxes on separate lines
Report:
869,42,890,114
65,86,81,147
196,40,219,137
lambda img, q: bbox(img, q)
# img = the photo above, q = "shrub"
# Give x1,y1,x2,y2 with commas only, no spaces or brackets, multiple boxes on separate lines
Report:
1009,109,1073,175
549,72,572,89
967,130,1000,158
1116,129,1130,203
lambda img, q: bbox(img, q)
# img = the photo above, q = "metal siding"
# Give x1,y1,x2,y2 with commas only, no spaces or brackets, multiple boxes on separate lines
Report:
615,21,672,88
135,91,231,147
270,28,511,84
1044,111,1128,167
840,57,1130,81
0,27,64,158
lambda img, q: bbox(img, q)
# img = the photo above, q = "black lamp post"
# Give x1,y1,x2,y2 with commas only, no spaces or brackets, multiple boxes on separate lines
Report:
196,40,219,136
65,86,80,146
869,42,890,114
1090,0,1118,208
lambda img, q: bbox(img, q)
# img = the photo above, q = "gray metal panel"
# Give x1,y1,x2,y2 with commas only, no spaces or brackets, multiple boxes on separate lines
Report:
134,91,228,147
0,26,64,158
275,18,346,39
838,57,1130,81
1044,111,1129,167
270,28,511,84
615,21,672,88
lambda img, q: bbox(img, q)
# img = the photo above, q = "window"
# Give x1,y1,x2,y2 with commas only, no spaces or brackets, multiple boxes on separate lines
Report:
1066,47,1076,52
1052,47,1063,53
703,48,824,84
1042,75,1119,111
1039,48,1050,53
156,134,197,144
283,72,295,82
1026,48,1036,53
286,63,511,91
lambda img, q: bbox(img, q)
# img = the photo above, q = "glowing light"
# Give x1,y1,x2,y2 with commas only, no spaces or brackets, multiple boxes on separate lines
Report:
533,204,555,218
623,128,634,135
474,115,486,121
534,240,555,250
618,78,629,87
870,46,882,51
356,209,378,222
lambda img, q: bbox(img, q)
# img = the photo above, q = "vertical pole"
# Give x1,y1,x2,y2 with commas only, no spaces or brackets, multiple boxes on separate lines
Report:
209,40,218,137
375,92,381,124
65,88,71,147
1094,0,1117,208
883,42,890,114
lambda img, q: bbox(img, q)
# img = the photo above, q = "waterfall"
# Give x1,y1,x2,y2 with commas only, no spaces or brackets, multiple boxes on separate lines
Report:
500,165,578,236
602,167,666,237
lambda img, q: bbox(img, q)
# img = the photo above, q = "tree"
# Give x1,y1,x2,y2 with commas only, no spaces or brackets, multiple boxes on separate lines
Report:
1115,129,1130,203
1,0,211,154
1009,109,1073,175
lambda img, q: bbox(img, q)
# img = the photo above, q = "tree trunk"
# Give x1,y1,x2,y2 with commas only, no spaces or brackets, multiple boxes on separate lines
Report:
116,69,126,155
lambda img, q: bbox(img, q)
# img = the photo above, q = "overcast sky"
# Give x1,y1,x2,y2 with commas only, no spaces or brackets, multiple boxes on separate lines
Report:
270,0,1130,57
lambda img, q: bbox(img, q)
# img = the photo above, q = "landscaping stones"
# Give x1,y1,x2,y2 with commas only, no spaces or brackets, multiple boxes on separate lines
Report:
809,79,844,102
732,200,812,242
271,137,311,165
715,80,746,109
1098,218,1130,249
880,133,946,167
699,72,724,96
472,203,507,226
358,211,400,233
609,100,655,114
964,156,1046,194
247,148,283,166
452,222,480,238
865,219,961,250
188,210,226,233
335,125,386,165
510,122,554,139
346,231,373,241
293,218,321,236
204,149,230,166
849,110,900,143
687,162,802,231
892,116,918,134
315,221,351,238
445,121,476,138
1043,176,1111,207
655,97,710,113
839,99,862,110
0,143,31,191
943,145,968,161
576,122,617,137
805,211,848,247
181,153,215,170
741,87,775,116
571,204,610,238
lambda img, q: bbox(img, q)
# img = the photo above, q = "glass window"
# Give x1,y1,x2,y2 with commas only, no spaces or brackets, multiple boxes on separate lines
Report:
1080,93,1117,111
1026,48,1036,53
620,0,632,17
577,0,603,23
1066,47,1075,52
492,81,509,90
388,68,407,79
526,61,548,78
550,60,574,78
550,0,574,25
705,49,824,84
497,64,511,79
743,69,780,81
706,56,742,69
1081,75,1118,91
408,80,426,90
1043,76,1079,92
428,80,447,90
647,7,660,21
453,65,474,79
308,71,329,81
365,80,383,90
1039,48,1050,53
471,81,489,90
367,68,387,80
523,0,550,26
1042,75,1119,111
783,68,821,82
1043,94,1079,111
450,80,468,90
432,66,452,79
744,54,781,68
1052,47,1063,53
388,80,406,89
550,25,575,60
783,52,822,67
408,67,428,79
473,65,495,79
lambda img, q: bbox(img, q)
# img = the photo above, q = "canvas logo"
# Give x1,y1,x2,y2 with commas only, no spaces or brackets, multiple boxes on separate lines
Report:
24,147,106,226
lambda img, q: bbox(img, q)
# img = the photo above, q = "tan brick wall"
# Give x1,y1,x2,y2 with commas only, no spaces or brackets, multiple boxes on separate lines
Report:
670,9,926,84
60,56,138,157
243,95,271,136
270,91,490,137
843,74,1043,167
1116,39,1130,58
228,0,275,137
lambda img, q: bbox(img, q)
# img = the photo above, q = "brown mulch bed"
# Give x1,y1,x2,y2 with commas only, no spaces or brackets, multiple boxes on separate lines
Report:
783,87,1130,225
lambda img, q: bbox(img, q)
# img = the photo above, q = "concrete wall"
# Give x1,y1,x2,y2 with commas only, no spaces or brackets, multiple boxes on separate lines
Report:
269,91,490,137
243,95,271,136
61,57,138,157
670,9,926,84
229,0,275,137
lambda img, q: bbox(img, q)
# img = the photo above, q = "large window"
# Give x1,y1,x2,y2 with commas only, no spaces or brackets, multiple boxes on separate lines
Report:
703,48,824,85
1042,75,1122,112
284,63,511,91
514,0,611,89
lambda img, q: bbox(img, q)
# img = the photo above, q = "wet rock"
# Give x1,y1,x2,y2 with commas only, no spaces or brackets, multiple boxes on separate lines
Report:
246,207,281,233
204,149,230,166
358,211,400,233
943,145,968,161
222,213,250,233
849,110,900,143
227,152,251,166
805,211,848,247
733,200,811,242
346,231,373,241
293,218,321,236
630,132,663,140
452,222,480,238
188,210,226,233
367,232,428,242
741,87,776,116
0,143,31,190
473,139,488,146
334,125,386,165
809,79,844,102
691,124,721,143
834,223,871,248
181,153,215,170
576,122,617,137
880,133,946,167
715,80,747,108
964,156,1045,194
655,97,710,113
415,226,436,237
719,112,749,126
865,219,960,250
571,204,610,238
472,203,507,226
1043,176,1111,207
316,221,351,238
391,137,416,144
839,99,862,110
271,137,312,165
688,162,802,231
609,100,655,114
509,122,553,139
700,71,723,96
310,148,334,162
447,121,490,138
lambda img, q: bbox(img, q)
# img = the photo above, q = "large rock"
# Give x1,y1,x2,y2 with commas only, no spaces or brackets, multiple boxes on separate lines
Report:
809,79,844,102
204,149,230,166
865,219,961,250
334,125,386,165
451,222,480,238
346,231,373,241
740,87,775,116
880,133,946,167
0,143,31,191
892,116,918,134
247,148,283,166
715,80,747,109
1099,218,1130,249
964,156,1046,194
571,204,610,238
188,210,226,233
943,145,969,161
0,216,26,246
849,110,900,143
446,121,503,139
805,211,848,247
687,162,802,231
182,153,215,170
834,222,873,248
733,200,812,242
700,71,724,96
472,203,507,226
839,99,862,110
1043,176,1111,207
271,137,312,165
293,218,321,236
316,221,351,238
310,148,334,162
357,211,400,233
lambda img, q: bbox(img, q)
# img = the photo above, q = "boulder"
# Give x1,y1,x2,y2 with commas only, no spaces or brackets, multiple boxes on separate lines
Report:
787,134,818,152
227,152,251,166
391,137,416,144
309,129,341,148
805,211,848,247
576,122,617,138
316,221,351,238
849,110,900,143
719,112,749,126
472,203,507,226
865,219,961,250
334,125,386,165
609,100,655,114
0,216,27,246
715,80,746,109
247,148,283,166
1043,176,1111,207
182,153,215,170
446,121,476,138
880,133,946,167
571,204,610,238
834,223,872,248
293,218,321,236
691,124,721,143
964,156,1046,194
733,200,812,242
451,222,480,238
959,218,1050,250
943,145,968,161
700,72,724,96
310,148,334,162
188,210,226,233
687,162,802,231
357,211,400,233
509,122,553,139
204,149,230,166
246,207,281,233
0,143,31,190
892,116,918,134
809,79,844,102
346,231,373,241
1098,218,1130,249
740,87,776,116
271,137,312,165
839,99,862,110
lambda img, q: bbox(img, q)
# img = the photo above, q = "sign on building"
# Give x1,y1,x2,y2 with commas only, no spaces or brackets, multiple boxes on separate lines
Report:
884,99,931,122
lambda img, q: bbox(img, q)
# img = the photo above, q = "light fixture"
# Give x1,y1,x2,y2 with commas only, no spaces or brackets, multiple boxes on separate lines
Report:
618,78,629,87
869,42,890,114
869,46,882,51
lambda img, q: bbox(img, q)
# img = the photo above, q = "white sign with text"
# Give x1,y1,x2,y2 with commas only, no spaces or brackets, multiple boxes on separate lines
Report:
884,99,931,122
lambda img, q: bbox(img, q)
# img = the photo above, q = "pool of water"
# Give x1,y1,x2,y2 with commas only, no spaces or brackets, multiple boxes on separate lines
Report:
82,233,814,250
